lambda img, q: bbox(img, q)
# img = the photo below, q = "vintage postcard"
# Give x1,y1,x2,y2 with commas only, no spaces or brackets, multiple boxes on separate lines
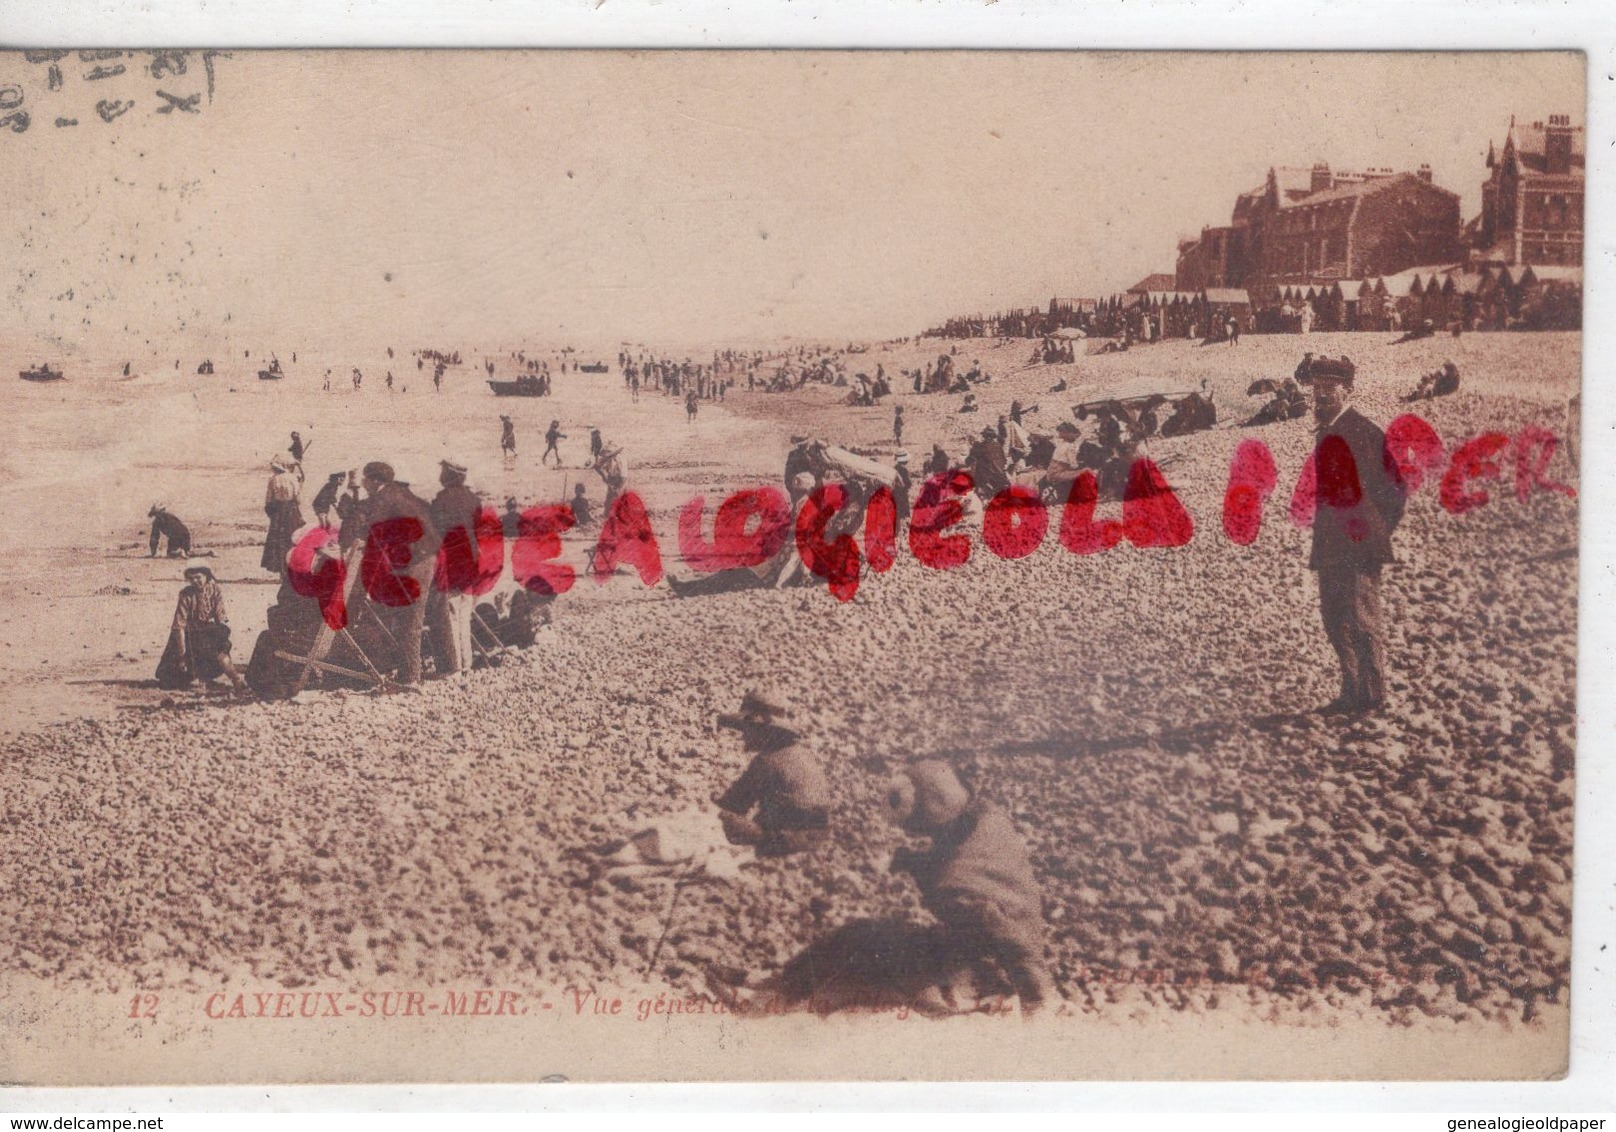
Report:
0,50,1583,1084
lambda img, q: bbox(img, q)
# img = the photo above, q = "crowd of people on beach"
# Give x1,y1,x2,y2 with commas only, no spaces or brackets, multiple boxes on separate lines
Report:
146,409,637,699
141,332,1266,691
120,318,1550,1021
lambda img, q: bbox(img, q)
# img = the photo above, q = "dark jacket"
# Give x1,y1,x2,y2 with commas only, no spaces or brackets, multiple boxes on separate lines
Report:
1309,407,1405,573
149,511,191,556
717,743,831,831
904,801,1044,933
892,465,913,525
429,483,483,567
312,478,344,517
345,481,438,582
783,444,820,496
966,437,1010,499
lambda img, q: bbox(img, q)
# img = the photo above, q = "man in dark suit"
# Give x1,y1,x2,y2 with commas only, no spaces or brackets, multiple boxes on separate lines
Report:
346,461,440,686
1304,357,1405,714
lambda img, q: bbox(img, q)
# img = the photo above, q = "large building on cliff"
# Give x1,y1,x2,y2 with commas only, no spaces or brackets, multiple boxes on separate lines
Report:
1175,162,1463,291
1471,114,1584,267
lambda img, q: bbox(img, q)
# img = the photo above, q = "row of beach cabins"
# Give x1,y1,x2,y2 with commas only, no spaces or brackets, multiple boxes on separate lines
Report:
929,263,1582,341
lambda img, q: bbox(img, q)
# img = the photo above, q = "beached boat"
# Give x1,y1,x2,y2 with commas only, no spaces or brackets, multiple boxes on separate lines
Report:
579,362,609,374
488,379,544,397
258,358,284,381
19,364,65,382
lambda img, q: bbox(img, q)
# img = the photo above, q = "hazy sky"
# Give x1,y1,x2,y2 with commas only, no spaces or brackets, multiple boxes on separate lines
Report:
1,50,1584,348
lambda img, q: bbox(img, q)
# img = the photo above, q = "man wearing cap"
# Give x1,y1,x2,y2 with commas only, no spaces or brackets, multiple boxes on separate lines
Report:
148,503,192,558
261,456,305,575
347,461,438,685
1304,356,1405,715
155,560,247,694
714,691,832,857
428,459,482,676
887,760,1054,1014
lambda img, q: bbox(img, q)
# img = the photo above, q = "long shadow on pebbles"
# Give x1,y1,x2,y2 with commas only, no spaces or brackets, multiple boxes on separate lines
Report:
731,917,1016,1018
950,718,1253,761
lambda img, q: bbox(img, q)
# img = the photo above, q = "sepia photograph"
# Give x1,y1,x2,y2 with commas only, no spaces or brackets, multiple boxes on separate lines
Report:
0,48,1587,1086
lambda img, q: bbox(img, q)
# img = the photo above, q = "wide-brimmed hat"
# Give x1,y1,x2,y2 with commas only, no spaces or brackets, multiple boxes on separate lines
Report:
715,689,799,745
1056,420,1079,436
736,690,791,722
270,457,288,472
182,558,214,579
895,450,910,463
440,458,468,476
149,501,168,515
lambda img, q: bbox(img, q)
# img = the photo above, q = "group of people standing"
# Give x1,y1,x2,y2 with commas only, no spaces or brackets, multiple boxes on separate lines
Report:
623,352,735,404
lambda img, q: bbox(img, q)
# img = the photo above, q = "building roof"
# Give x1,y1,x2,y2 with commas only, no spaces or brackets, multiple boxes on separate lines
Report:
1509,118,1587,173
1374,271,1423,298
1281,171,1456,209
1272,166,1317,198
1524,265,1583,284
1233,166,1314,216
1127,273,1178,294
1369,263,1464,296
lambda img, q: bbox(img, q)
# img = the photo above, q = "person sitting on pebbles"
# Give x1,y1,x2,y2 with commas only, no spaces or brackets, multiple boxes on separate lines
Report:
1401,360,1462,402
714,690,831,858
887,760,1055,1015
155,559,248,695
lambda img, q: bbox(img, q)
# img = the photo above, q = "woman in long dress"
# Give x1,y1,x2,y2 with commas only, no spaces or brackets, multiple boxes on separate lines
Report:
261,456,305,573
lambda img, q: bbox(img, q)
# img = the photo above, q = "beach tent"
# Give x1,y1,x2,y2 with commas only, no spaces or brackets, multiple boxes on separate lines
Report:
821,445,899,489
